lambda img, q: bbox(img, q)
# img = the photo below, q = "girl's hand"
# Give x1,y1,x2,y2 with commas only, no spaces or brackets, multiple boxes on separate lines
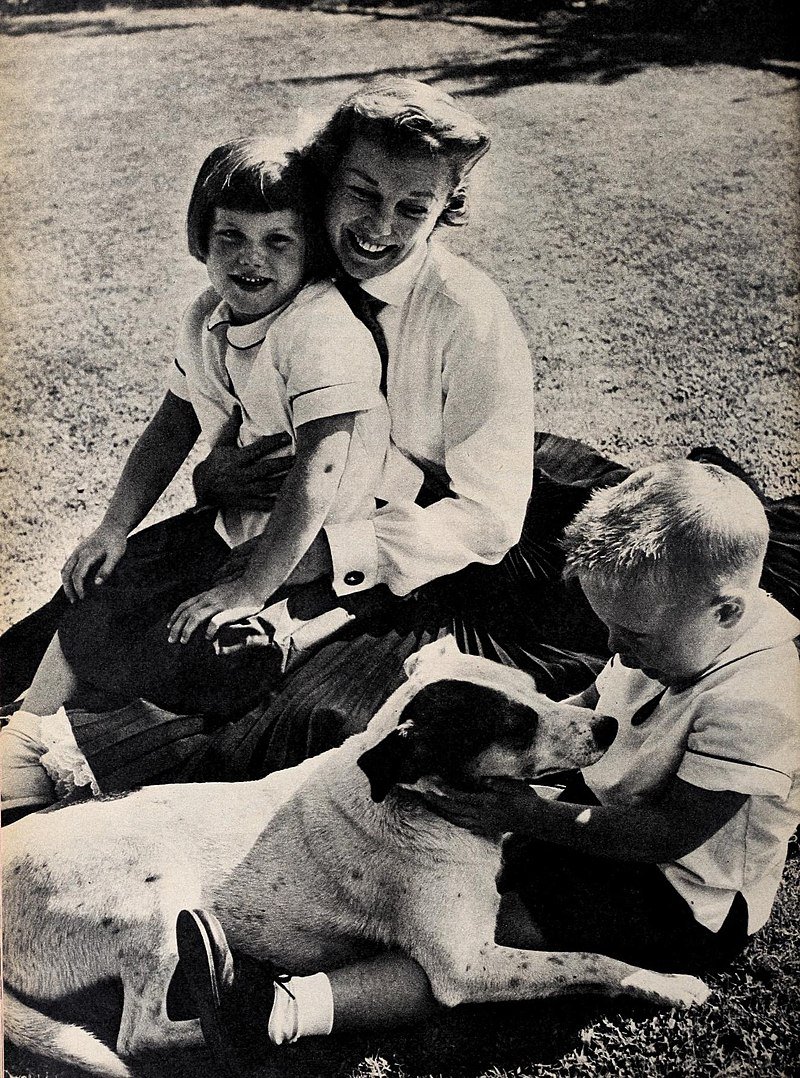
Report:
61,526,128,603
167,580,265,645
421,778,544,838
211,536,262,585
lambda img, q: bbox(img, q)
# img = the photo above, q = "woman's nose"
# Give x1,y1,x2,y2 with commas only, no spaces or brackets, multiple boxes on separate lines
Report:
365,201,394,236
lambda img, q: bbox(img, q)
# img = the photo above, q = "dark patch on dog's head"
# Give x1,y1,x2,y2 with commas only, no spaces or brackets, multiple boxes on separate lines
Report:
358,679,538,802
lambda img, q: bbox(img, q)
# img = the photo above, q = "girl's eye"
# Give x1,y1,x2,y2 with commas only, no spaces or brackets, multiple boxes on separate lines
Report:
348,186,374,202
215,230,242,243
267,235,293,248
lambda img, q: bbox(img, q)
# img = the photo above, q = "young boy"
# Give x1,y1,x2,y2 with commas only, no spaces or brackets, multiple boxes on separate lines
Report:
173,460,798,1071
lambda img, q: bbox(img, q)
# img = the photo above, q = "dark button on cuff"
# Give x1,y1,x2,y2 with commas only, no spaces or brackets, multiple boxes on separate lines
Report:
343,570,365,587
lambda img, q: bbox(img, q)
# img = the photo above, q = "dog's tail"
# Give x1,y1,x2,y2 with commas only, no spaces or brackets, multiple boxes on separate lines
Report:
3,985,133,1078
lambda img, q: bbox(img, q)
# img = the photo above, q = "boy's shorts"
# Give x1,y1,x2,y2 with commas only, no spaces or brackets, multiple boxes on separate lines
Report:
501,774,750,974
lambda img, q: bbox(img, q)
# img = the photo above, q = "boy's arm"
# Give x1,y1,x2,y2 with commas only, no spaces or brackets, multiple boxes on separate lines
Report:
167,413,355,643
62,392,200,600
425,775,747,863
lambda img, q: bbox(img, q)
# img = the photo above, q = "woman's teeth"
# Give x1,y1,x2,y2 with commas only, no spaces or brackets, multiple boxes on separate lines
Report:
350,233,393,258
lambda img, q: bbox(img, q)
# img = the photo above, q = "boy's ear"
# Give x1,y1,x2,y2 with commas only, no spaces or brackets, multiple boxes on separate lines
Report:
715,594,746,629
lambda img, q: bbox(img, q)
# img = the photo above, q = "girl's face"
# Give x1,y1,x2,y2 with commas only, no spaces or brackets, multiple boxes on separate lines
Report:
325,136,453,281
205,207,307,323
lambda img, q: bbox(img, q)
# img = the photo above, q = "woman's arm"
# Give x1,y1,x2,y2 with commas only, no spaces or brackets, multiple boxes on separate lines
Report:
167,413,355,643
61,392,200,600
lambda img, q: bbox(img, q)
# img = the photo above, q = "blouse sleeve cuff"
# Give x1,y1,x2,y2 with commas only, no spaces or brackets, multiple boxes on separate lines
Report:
292,383,384,428
326,519,379,596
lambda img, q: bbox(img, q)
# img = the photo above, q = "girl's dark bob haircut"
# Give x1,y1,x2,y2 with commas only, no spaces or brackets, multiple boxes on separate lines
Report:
187,137,330,276
303,77,491,228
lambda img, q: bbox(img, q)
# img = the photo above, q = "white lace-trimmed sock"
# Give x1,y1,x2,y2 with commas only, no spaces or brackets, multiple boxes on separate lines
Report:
267,972,334,1045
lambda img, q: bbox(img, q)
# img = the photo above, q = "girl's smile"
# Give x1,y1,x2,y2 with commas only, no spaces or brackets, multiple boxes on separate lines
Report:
205,207,307,323
325,136,452,281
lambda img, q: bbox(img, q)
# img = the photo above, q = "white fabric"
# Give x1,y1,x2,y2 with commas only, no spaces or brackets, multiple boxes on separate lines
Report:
267,972,334,1044
169,280,397,547
584,593,800,933
0,709,100,808
325,239,534,597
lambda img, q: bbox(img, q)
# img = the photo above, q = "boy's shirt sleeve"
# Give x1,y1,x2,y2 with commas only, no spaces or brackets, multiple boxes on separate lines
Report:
277,288,385,429
680,692,797,799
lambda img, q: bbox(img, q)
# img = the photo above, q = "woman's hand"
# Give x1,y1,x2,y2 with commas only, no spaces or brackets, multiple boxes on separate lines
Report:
61,526,128,602
167,580,266,645
193,407,294,511
421,778,545,838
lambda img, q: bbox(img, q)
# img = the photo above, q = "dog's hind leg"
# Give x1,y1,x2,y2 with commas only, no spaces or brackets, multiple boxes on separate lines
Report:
117,950,204,1059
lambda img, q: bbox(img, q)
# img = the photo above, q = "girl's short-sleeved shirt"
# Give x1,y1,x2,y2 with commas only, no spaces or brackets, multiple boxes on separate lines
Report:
168,280,413,547
583,593,800,933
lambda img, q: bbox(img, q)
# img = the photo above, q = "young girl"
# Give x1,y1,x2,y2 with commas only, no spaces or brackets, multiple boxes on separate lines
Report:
2,137,407,813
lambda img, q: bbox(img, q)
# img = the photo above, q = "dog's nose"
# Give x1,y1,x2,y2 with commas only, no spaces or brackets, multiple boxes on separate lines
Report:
592,715,618,749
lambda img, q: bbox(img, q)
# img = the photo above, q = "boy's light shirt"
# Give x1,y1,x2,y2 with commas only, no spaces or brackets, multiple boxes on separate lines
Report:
324,236,534,598
584,592,800,933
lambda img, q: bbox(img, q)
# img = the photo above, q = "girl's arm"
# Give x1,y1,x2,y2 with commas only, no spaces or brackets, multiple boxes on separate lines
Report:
62,391,200,601
167,413,355,644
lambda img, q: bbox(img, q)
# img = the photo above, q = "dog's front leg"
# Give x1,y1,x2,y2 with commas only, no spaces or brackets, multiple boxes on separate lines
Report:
420,940,710,1011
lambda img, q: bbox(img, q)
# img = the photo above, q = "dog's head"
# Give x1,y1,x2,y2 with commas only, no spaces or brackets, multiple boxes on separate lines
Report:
357,639,617,802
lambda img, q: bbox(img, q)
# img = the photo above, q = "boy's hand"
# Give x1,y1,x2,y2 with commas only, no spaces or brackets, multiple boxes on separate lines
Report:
421,778,545,838
167,580,265,645
61,526,127,602
193,407,294,511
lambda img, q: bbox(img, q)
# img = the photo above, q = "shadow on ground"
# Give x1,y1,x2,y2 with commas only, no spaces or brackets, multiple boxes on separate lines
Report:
1,0,797,88
4,982,663,1078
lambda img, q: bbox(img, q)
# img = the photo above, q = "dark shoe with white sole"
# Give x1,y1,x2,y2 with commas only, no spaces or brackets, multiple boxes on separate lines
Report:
174,908,293,1076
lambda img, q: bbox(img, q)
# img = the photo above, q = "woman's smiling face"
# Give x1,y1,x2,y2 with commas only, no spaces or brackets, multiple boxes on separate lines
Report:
325,136,453,280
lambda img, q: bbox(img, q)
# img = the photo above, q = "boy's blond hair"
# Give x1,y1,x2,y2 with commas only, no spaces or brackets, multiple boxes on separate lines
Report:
562,461,769,594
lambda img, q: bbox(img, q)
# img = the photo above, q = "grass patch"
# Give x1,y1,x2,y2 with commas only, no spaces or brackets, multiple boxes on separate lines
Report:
1,5,798,1076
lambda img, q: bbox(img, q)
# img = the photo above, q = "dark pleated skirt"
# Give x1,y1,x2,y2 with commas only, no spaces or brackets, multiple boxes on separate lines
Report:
3,434,798,793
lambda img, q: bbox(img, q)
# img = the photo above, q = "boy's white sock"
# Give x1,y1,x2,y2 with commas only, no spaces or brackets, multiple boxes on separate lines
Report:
267,972,334,1045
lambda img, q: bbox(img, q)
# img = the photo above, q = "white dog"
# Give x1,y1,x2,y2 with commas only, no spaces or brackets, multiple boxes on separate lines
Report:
3,638,709,1077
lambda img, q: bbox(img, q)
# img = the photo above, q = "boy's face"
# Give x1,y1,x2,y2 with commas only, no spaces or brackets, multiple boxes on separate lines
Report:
581,573,743,687
325,136,452,281
205,208,306,323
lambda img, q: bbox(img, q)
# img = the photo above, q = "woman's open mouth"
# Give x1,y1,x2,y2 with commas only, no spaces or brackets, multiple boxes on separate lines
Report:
346,230,398,262
229,273,271,293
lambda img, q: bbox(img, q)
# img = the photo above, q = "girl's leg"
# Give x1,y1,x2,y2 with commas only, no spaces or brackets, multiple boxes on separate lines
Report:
22,631,79,716
0,711,56,812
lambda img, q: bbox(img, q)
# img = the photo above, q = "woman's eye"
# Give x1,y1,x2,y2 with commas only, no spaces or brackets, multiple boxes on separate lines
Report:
400,203,429,220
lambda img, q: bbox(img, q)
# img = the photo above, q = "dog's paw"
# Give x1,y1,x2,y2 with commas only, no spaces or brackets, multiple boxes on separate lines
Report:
621,969,711,1008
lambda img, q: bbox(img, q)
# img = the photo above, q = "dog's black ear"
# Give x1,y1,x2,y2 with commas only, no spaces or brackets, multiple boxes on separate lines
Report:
358,721,422,802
